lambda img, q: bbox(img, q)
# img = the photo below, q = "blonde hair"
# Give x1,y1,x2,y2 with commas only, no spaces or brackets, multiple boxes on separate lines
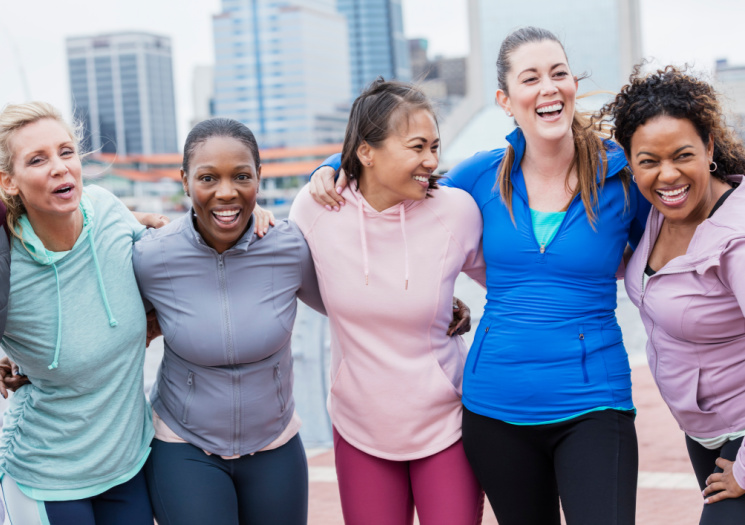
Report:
0,102,84,238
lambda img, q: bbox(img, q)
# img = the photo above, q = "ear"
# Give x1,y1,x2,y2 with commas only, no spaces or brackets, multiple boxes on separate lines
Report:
706,134,715,160
496,89,511,117
357,141,373,167
181,169,190,197
256,164,262,182
0,170,18,196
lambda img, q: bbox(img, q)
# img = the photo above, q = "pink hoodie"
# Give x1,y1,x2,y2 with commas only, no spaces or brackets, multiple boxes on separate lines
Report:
625,175,745,487
290,184,486,460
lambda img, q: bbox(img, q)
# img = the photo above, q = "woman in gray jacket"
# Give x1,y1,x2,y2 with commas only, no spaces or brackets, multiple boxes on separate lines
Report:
132,118,325,525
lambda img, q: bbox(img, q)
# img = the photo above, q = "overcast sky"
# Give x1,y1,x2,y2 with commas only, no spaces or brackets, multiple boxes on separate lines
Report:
2,0,745,144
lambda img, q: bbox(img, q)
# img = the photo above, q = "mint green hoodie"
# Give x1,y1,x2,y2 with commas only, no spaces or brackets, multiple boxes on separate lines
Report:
0,185,153,500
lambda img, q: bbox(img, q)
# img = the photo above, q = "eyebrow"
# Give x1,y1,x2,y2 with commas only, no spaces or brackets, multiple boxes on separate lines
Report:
635,145,693,158
406,137,440,144
23,141,75,157
517,63,567,76
195,164,255,170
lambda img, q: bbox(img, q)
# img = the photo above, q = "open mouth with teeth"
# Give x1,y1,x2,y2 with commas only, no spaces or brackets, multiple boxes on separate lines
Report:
212,209,241,225
656,185,690,206
536,102,564,119
53,184,74,195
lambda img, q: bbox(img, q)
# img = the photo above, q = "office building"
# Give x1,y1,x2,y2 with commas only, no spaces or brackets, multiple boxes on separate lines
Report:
66,32,179,156
715,58,745,141
337,0,411,96
212,0,351,148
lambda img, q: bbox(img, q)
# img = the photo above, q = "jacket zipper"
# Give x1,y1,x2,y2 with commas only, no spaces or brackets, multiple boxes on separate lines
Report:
181,371,195,424
578,332,589,383
471,326,490,373
217,254,240,456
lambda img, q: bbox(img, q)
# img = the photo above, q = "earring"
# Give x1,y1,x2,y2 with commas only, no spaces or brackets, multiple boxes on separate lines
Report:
709,161,718,173
632,173,637,184
506,111,513,117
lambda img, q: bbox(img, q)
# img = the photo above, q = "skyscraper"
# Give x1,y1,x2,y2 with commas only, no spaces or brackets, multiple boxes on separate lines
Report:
66,32,179,156
336,0,411,96
212,0,351,148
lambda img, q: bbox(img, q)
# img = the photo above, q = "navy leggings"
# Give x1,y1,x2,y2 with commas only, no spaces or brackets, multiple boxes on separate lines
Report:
686,435,745,524
145,434,308,525
2,468,152,525
462,406,638,525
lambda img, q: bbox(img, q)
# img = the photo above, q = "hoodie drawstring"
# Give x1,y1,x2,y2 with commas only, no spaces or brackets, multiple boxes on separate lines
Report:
358,203,370,285
87,234,118,327
357,198,410,290
48,263,62,370
399,204,409,290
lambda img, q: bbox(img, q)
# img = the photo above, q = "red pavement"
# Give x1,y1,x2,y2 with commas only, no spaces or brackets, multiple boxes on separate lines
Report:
307,364,706,524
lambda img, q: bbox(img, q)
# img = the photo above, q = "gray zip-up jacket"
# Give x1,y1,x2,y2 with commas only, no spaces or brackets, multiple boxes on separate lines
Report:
133,212,325,456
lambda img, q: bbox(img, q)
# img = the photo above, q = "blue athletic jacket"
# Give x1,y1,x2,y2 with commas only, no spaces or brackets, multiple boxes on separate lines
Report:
443,128,650,424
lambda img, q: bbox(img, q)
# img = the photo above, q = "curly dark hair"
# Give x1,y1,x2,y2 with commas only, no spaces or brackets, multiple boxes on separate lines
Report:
598,64,745,182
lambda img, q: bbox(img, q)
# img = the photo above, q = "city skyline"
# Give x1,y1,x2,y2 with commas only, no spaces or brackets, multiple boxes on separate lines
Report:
3,0,745,147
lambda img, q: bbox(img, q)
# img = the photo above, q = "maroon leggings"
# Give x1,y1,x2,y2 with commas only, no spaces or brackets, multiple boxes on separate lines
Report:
333,428,483,525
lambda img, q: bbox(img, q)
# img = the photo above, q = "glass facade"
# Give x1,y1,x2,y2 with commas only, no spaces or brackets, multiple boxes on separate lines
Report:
336,0,411,96
66,33,179,156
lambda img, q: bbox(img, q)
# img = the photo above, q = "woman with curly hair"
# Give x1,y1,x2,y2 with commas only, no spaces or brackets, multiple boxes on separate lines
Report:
601,66,745,524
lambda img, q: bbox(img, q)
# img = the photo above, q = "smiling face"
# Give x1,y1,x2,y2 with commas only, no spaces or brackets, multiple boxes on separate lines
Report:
357,108,439,212
182,135,261,253
629,115,719,226
0,118,83,226
496,40,577,144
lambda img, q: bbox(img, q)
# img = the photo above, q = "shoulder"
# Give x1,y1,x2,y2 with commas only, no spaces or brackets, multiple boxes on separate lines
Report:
83,184,122,211
601,139,629,177
134,213,191,263
421,187,483,240
447,149,506,179
263,219,307,248
288,184,324,231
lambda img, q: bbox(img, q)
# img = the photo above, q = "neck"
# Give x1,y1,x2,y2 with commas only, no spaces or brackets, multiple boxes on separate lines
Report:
26,209,84,252
358,170,402,212
521,132,575,180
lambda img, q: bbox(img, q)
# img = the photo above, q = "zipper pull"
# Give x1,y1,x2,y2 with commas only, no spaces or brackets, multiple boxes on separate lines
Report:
540,244,546,254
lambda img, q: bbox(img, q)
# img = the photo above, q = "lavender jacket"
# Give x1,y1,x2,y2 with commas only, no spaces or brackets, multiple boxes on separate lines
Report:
625,175,745,487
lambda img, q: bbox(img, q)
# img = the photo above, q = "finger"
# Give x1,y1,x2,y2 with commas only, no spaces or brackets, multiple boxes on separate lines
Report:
705,488,734,504
0,380,7,399
309,168,342,209
319,168,342,210
715,457,732,470
705,473,722,488
335,170,348,206
703,480,723,497
11,363,19,375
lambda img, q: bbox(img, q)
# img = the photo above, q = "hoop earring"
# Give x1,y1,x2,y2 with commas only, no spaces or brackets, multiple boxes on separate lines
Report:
632,173,637,184
709,161,718,173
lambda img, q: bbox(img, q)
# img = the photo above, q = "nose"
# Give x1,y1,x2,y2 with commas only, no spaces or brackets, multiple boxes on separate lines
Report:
422,147,438,171
658,160,680,184
215,178,237,200
50,154,69,177
540,76,559,96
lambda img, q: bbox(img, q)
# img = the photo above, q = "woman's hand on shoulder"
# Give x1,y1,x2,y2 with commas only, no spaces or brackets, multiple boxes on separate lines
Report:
133,212,170,229
253,205,276,238
703,457,745,504
309,167,348,210
0,356,30,398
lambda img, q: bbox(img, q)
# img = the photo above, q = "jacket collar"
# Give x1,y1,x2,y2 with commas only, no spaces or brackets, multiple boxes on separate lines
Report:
186,209,258,254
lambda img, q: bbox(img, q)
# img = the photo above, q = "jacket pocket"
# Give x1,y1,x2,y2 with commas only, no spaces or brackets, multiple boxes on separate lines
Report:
274,364,286,413
579,327,589,384
181,370,195,424
470,325,491,373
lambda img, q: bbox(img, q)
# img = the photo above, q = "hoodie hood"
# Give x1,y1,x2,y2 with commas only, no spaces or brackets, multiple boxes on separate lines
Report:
15,191,118,370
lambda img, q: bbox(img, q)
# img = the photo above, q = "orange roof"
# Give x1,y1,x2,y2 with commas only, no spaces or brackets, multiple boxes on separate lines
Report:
90,143,342,166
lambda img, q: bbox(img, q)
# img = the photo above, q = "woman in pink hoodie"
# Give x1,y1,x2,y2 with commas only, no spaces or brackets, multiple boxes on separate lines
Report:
602,66,745,524
290,79,486,525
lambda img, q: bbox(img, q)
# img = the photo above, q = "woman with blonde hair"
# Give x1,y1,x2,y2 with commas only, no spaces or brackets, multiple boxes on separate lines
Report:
0,101,155,524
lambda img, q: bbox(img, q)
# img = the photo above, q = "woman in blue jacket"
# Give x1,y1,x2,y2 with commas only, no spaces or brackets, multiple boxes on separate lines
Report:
309,27,650,525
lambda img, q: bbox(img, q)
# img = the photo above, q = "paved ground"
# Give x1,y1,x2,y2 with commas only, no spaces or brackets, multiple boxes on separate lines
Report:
306,364,706,524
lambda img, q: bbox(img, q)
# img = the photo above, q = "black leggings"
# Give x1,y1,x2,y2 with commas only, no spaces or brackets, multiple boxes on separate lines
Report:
462,406,638,525
686,435,745,524
144,434,308,525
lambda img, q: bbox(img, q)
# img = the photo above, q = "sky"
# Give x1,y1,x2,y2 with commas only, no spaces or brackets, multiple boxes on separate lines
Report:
2,0,745,145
